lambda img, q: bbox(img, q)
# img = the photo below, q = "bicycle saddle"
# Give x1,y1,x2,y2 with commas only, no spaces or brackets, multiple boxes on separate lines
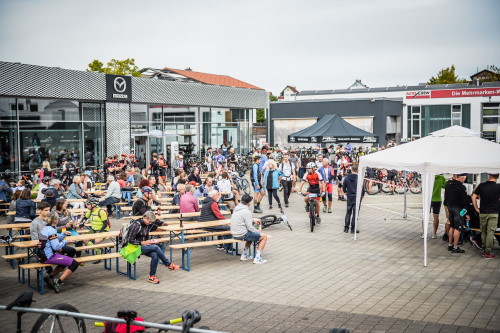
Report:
6,291,34,310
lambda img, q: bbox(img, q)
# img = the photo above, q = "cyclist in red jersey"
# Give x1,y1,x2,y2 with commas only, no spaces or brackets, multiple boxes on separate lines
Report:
298,162,325,222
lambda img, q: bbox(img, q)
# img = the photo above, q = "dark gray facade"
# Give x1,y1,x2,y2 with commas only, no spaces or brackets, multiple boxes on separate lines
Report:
269,99,403,146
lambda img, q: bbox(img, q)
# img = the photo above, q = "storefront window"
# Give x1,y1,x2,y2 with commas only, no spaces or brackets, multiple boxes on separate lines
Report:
0,121,18,173
131,103,148,122
18,99,81,122
84,122,104,167
0,97,17,121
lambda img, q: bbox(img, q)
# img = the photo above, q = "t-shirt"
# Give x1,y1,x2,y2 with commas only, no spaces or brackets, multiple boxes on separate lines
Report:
473,181,500,214
431,175,446,202
303,171,323,186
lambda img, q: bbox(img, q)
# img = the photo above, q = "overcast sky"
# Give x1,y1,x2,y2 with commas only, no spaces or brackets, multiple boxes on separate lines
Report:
1,0,499,95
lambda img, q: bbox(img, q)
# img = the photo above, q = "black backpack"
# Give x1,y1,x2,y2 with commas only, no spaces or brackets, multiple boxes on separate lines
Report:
36,233,57,263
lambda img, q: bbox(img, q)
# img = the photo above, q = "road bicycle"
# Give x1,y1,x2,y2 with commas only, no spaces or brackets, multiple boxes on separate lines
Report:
231,174,251,195
258,207,293,231
300,192,319,232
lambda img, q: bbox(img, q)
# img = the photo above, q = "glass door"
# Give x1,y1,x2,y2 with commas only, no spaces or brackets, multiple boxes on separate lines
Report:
133,136,148,170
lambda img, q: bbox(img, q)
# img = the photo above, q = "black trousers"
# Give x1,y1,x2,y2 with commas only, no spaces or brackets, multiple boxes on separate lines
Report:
345,199,358,229
267,189,281,206
281,179,292,205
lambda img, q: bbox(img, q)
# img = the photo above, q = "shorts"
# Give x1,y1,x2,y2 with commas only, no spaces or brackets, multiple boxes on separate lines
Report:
366,169,374,179
252,183,263,193
44,253,74,266
431,201,441,215
448,206,464,229
243,231,261,242
387,173,396,181
326,183,333,194
306,186,321,201
337,175,343,182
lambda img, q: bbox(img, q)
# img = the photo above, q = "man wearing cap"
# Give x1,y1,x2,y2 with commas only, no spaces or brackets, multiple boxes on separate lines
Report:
472,173,500,259
444,174,469,254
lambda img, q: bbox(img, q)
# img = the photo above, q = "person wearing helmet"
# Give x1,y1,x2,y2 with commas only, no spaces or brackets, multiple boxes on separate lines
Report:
298,162,325,223
84,196,110,264
36,176,52,201
132,186,161,217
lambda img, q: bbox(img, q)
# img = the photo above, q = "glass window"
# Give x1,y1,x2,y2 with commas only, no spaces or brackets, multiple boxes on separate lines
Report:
451,105,462,126
0,121,19,173
163,105,195,122
83,122,104,167
411,106,421,137
0,97,17,121
18,99,81,122
82,102,102,122
131,103,148,122
19,122,82,171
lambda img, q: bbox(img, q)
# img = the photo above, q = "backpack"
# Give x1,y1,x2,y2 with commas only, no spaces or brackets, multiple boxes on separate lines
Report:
36,234,57,263
119,219,140,247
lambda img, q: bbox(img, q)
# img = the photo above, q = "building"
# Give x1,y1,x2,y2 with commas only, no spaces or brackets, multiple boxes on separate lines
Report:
0,62,268,173
270,81,500,147
278,86,299,101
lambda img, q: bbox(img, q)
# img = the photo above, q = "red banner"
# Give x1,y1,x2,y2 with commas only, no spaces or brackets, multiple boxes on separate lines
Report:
406,87,500,99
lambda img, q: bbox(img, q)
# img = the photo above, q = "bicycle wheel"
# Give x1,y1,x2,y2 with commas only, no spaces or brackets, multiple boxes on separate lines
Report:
381,182,391,193
259,215,278,229
309,201,316,232
31,303,86,333
394,178,407,194
408,178,422,194
241,178,251,195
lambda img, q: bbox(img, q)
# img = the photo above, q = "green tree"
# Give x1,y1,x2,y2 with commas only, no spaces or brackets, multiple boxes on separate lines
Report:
483,65,500,82
86,58,141,77
427,65,467,85
269,94,278,102
256,108,266,123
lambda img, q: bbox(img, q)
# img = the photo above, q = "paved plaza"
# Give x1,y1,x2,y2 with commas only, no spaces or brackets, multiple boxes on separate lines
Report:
1,191,499,332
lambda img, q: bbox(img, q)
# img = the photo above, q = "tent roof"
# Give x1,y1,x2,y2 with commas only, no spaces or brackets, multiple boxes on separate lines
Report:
359,126,500,174
289,114,374,138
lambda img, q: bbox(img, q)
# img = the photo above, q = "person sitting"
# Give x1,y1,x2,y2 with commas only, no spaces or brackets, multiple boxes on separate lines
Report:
40,211,79,293
200,190,232,250
157,176,168,192
15,188,36,223
230,194,268,264
67,175,85,209
0,175,13,203
188,167,202,186
84,197,110,264
217,172,239,210
126,211,179,284
30,201,52,241
179,184,200,221
170,182,187,214
7,190,22,223
41,189,57,210
199,177,218,198
132,186,161,218
53,199,83,255
98,175,121,216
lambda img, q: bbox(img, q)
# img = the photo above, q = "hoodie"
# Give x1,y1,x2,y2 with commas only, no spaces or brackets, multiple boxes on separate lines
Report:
230,203,258,238
342,173,364,201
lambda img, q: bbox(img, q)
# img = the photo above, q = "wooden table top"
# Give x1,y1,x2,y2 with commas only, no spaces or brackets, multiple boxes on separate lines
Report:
0,223,31,230
158,219,231,231
11,231,120,248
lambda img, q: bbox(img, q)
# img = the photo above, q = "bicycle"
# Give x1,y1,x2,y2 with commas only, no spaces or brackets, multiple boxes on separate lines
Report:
300,192,319,232
231,174,251,195
258,207,293,231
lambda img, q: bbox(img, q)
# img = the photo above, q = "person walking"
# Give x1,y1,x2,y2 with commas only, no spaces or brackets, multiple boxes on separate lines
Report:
342,164,364,233
430,174,447,239
278,153,296,208
472,173,500,259
263,162,283,210
251,156,264,213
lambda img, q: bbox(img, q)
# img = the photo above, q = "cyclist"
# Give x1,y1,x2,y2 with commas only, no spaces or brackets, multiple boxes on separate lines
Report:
298,162,325,223
318,159,334,213
84,197,110,264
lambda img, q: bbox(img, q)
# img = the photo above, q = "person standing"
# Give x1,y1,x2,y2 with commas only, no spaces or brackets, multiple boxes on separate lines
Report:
430,174,447,239
251,156,264,213
318,159,334,213
444,174,469,254
278,153,296,208
263,162,283,210
342,164,364,233
288,150,300,192
472,173,500,259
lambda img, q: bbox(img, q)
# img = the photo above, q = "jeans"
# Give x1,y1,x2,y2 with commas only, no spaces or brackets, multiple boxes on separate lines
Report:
281,179,292,205
141,244,171,276
98,197,120,214
121,191,132,204
267,189,281,206
345,199,359,229
480,213,498,254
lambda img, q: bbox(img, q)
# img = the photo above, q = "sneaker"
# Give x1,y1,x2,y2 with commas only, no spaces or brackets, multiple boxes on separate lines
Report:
216,244,224,250
253,257,267,264
269,206,273,210
442,234,449,242
278,204,282,209
167,263,180,270
253,207,260,213
420,234,424,239
92,260,102,264
344,226,349,233
44,276,55,290
148,275,160,284
448,245,453,251
483,253,496,259
452,247,465,253
431,234,437,239
240,254,253,261
328,208,332,213
323,206,327,213
316,216,321,224
53,278,62,293
285,203,289,208
340,197,347,201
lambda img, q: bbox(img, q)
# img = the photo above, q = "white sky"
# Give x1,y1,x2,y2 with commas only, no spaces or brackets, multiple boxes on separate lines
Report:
0,0,499,95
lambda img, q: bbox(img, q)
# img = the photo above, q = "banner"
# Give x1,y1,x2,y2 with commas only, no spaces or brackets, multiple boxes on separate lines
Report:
406,87,500,99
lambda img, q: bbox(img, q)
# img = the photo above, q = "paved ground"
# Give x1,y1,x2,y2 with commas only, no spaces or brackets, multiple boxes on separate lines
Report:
1,190,499,332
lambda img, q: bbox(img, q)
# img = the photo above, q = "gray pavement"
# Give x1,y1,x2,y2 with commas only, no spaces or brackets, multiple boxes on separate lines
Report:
1,190,499,332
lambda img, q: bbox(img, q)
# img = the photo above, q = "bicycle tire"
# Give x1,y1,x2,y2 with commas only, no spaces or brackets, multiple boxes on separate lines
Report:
409,179,422,194
31,303,86,333
259,215,278,229
394,178,407,194
309,200,315,232
241,178,251,195
381,182,391,193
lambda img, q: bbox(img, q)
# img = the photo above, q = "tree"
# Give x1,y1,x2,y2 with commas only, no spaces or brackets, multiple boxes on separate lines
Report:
269,94,278,102
86,58,141,77
256,109,266,123
427,65,467,85
483,65,500,82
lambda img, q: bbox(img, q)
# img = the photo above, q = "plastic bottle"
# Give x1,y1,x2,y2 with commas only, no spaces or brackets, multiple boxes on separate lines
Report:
466,220,470,231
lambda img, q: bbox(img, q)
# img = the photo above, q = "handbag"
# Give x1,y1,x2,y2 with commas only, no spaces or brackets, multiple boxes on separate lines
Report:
119,243,141,264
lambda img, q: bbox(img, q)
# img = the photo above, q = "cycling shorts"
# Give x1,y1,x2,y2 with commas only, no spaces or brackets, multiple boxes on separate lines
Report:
387,174,396,181
306,186,321,201
326,183,333,194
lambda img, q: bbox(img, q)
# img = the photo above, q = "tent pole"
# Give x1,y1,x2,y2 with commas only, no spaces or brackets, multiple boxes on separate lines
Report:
403,172,408,219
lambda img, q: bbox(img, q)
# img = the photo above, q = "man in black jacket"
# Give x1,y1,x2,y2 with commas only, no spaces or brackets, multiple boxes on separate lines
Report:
126,211,179,284
444,174,469,254
342,164,365,234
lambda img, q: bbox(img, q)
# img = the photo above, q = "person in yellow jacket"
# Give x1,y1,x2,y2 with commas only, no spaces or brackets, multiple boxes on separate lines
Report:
84,197,110,264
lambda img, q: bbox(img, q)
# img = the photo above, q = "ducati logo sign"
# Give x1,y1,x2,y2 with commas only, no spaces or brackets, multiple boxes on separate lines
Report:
114,77,126,93
106,74,132,102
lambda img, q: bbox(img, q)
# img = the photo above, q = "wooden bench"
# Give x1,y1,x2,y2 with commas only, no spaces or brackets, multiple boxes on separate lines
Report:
470,228,500,236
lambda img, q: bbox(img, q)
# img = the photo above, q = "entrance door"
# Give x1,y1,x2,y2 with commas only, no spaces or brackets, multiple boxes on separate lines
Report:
133,136,148,169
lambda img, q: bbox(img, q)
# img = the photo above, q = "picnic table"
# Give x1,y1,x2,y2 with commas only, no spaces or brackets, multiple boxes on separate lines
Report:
123,210,230,220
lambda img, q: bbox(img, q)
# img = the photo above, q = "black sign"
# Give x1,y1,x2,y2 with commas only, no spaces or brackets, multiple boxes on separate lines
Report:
106,74,132,102
288,135,379,143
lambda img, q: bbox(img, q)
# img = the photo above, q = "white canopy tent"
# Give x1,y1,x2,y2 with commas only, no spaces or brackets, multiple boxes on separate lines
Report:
355,126,500,266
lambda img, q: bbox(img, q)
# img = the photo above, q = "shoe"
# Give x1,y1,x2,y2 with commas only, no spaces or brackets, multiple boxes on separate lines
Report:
389,192,394,195
340,197,347,201
452,247,465,253
442,234,449,242
269,206,273,210
148,275,160,284
420,234,424,239
53,279,62,293
431,234,437,239
253,208,260,213
323,206,327,213
351,229,359,234
344,226,349,233
253,257,267,264
285,203,289,208
448,245,453,251
93,260,102,264
338,197,341,201
167,263,180,270
316,216,321,224
216,244,225,251
44,276,55,290
328,208,332,213
278,204,282,209
240,254,253,261
470,237,482,250
483,253,496,259
305,205,309,212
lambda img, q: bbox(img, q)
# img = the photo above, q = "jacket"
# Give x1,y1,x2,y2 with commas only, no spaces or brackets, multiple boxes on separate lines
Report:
199,196,225,222
127,219,160,245
15,199,36,220
263,169,283,189
67,183,83,199
342,173,364,201
0,180,12,202
230,203,258,238
41,225,67,260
